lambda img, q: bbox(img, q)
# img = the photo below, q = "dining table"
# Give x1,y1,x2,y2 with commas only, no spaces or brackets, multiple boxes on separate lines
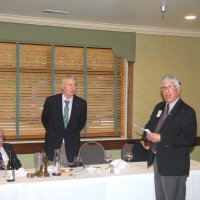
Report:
0,160,200,200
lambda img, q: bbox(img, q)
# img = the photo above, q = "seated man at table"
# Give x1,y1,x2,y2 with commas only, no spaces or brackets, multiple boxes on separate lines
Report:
0,128,22,170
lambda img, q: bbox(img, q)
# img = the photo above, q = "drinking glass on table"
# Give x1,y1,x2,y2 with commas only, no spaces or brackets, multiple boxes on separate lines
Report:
104,153,112,169
125,152,133,163
74,156,82,167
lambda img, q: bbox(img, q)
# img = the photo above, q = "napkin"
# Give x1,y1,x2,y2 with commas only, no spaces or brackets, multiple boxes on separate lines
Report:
110,159,127,169
15,167,28,177
85,166,98,173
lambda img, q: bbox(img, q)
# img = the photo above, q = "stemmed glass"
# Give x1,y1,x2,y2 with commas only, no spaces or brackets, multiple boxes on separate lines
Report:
125,152,133,163
104,153,112,164
74,156,82,167
104,153,112,169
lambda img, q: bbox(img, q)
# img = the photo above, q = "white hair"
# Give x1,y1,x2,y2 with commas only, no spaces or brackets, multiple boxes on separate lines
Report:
61,75,76,83
160,75,181,88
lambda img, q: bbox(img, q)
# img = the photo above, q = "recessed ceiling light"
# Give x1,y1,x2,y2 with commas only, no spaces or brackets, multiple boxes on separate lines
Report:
43,10,68,15
184,15,197,20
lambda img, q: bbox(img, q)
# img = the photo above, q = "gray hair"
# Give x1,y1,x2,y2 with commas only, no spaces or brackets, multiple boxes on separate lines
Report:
160,75,181,88
62,75,76,83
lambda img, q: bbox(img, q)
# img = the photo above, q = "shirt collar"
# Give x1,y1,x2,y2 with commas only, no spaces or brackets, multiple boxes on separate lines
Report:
167,97,180,112
62,94,73,103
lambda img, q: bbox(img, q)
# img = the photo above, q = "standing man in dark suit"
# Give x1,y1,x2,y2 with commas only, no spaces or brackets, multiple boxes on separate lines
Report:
41,75,87,163
0,128,22,170
145,75,197,200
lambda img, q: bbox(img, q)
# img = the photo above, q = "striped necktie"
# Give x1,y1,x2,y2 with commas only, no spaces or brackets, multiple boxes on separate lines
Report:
151,104,169,153
154,104,169,133
63,100,69,128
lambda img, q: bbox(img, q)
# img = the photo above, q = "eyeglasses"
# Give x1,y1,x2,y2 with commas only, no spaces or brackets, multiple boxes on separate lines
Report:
160,85,177,91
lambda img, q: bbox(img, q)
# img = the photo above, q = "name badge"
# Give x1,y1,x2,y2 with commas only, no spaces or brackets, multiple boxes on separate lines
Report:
156,110,162,117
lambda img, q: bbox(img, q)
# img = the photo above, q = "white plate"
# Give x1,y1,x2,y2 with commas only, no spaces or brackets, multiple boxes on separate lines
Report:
85,166,98,173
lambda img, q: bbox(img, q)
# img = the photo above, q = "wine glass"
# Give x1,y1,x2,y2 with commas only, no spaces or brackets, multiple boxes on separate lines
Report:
125,152,133,163
104,153,112,169
104,153,112,164
74,156,82,167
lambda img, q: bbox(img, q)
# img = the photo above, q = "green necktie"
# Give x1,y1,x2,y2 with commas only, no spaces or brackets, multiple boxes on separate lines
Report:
63,100,69,128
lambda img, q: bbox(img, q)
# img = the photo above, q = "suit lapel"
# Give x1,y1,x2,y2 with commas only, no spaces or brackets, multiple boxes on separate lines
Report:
160,99,183,131
67,95,77,126
56,94,65,128
169,99,183,117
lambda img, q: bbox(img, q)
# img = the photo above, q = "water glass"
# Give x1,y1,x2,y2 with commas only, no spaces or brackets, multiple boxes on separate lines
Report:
125,152,133,162
74,156,82,167
104,153,112,164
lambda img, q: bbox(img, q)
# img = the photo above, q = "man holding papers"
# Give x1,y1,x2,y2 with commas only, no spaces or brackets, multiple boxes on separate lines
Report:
144,75,197,200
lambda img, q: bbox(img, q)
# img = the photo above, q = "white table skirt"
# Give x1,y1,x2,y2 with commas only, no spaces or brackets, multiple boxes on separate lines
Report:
0,160,200,200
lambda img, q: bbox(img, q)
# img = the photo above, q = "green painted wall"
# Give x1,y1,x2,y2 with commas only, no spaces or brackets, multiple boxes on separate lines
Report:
0,22,135,62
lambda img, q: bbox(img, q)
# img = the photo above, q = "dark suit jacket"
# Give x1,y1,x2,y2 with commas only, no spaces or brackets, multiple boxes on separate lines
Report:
3,143,22,170
145,98,197,176
41,94,87,162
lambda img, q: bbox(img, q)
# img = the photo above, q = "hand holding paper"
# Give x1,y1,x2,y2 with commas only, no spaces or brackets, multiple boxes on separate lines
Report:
134,124,151,134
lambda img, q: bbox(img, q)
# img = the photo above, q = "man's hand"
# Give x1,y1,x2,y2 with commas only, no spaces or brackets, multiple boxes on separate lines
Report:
146,133,161,143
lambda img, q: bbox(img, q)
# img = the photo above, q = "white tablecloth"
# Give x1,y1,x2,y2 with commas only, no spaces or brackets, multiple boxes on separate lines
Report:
0,160,200,200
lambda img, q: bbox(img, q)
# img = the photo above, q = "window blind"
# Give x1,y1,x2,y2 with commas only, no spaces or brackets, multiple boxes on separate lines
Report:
0,43,16,139
0,42,127,139
19,44,51,139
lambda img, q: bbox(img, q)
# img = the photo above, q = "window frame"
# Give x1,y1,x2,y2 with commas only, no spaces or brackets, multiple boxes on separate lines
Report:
0,42,132,140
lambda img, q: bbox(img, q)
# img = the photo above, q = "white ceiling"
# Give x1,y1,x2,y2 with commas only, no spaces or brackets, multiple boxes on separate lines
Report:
0,0,199,36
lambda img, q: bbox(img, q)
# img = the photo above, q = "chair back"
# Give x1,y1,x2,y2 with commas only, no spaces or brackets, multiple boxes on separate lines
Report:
121,141,149,162
121,142,134,161
78,142,105,165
